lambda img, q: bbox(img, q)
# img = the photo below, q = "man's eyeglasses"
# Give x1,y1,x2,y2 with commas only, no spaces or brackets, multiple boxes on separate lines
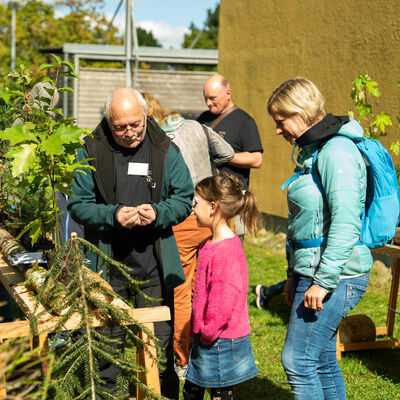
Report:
113,122,145,134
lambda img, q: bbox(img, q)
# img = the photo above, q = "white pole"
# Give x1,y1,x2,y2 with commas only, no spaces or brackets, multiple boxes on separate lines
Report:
10,3,17,70
125,0,132,87
132,0,139,88
73,54,79,123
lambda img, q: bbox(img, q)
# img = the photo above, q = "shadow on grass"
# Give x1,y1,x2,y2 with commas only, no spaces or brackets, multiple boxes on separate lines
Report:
234,375,292,400
345,347,400,384
250,287,291,326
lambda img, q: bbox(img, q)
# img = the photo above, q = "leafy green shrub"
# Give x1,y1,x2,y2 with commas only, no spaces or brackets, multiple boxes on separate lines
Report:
349,74,400,180
0,55,91,247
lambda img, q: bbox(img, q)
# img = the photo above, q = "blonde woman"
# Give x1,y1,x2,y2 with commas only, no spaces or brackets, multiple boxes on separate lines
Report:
267,78,372,399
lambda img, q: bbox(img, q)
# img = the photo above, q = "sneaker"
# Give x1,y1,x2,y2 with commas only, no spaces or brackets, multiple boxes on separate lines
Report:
255,284,268,309
174,364,188,381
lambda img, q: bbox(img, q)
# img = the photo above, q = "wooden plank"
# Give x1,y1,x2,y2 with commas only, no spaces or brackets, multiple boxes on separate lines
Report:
136,322,160,400
372,243,400,258
339,339,400,352
376,326,388,336
0,338,6,399
336,332,342,361
387,257,400,336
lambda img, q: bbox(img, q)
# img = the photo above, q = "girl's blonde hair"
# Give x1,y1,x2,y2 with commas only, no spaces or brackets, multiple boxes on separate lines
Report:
267,77,326,125
141,92,179,126
195,172,258,235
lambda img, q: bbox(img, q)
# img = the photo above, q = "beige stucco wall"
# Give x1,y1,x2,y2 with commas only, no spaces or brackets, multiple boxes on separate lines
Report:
218,0,400,219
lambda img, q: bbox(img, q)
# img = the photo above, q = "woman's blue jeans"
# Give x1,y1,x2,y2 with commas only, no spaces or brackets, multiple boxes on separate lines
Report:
281,273,369,400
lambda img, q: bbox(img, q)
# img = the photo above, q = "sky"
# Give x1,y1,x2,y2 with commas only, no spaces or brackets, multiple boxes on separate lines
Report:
1,0,218,48
72,0,219,48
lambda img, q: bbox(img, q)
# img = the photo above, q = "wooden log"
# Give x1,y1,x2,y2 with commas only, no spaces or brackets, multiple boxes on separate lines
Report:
0,228,29,276
339,314,376,344
25,265,67,315
0,255,171,337
0,228,27,257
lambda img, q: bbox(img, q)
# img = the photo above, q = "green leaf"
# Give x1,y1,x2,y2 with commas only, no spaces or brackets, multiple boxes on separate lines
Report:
40,125,85,155
42,76,54,84
390,141,400,156
66,161,95,174
8,143,37,177
61,71,79,79
50,53,62,65
357,104,372,120
0,125,38,145
365,80,380,97
8,70,20,79
60,61,75,71
16,219,43,246
38,63,55,72
0,87,12,104
371,112,392,134
58,87,74,93
52,107,65,116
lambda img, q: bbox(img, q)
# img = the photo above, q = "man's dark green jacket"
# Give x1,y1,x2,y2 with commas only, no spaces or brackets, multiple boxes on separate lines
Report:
67,117,194,289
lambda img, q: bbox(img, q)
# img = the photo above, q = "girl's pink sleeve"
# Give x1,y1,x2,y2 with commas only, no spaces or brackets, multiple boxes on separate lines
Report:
200,245,242,344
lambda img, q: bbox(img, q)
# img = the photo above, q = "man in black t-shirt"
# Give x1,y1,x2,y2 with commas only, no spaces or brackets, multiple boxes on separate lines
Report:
197,74,263,191
197,74,263,238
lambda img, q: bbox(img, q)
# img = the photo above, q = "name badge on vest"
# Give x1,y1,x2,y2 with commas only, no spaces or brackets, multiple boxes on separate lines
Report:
128,162,149,176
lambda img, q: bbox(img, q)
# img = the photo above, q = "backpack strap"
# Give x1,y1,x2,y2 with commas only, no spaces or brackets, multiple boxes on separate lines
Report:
288,237,328,248
281,168,310,190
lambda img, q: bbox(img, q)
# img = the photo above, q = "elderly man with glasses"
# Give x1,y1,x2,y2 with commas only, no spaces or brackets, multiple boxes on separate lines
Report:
68,88,193,399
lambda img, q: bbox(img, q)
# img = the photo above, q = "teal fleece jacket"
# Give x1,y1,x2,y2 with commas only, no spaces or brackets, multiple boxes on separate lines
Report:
286,115,373,291
67,117,194,289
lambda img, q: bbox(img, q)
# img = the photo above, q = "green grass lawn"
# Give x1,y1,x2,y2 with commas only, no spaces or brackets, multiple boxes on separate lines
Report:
179,232,400,399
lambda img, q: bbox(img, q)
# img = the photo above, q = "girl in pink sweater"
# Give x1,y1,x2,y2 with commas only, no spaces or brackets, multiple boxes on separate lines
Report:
183,172,259,400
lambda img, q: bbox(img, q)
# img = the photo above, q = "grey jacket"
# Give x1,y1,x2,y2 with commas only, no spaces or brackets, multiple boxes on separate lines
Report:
161,118,234,186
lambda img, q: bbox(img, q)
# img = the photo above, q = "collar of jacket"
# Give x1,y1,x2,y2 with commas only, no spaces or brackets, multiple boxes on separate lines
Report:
295,113,349,147
160,114,186,133
84,116,172,205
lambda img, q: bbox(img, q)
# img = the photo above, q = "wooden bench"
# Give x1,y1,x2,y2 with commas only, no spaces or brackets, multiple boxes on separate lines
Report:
0,253,169,399
336,243,400,360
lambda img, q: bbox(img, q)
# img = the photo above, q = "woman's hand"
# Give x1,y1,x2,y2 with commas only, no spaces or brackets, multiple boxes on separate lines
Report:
284,279,292,307
304,285,328,312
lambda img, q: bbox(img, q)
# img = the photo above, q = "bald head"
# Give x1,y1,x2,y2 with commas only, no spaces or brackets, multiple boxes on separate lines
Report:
204,74,230,91
104,88,148,149
203,74,233,115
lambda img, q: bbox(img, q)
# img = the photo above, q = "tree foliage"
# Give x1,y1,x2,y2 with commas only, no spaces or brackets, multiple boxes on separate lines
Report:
137,27,162,47
348,74,393,139
0,0,166,77
28,236,164,400
182,3,219,49
0,0,122,79
0,56,91,247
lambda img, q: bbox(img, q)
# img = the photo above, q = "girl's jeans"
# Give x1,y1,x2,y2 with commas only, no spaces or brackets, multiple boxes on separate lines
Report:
281,273,369,400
